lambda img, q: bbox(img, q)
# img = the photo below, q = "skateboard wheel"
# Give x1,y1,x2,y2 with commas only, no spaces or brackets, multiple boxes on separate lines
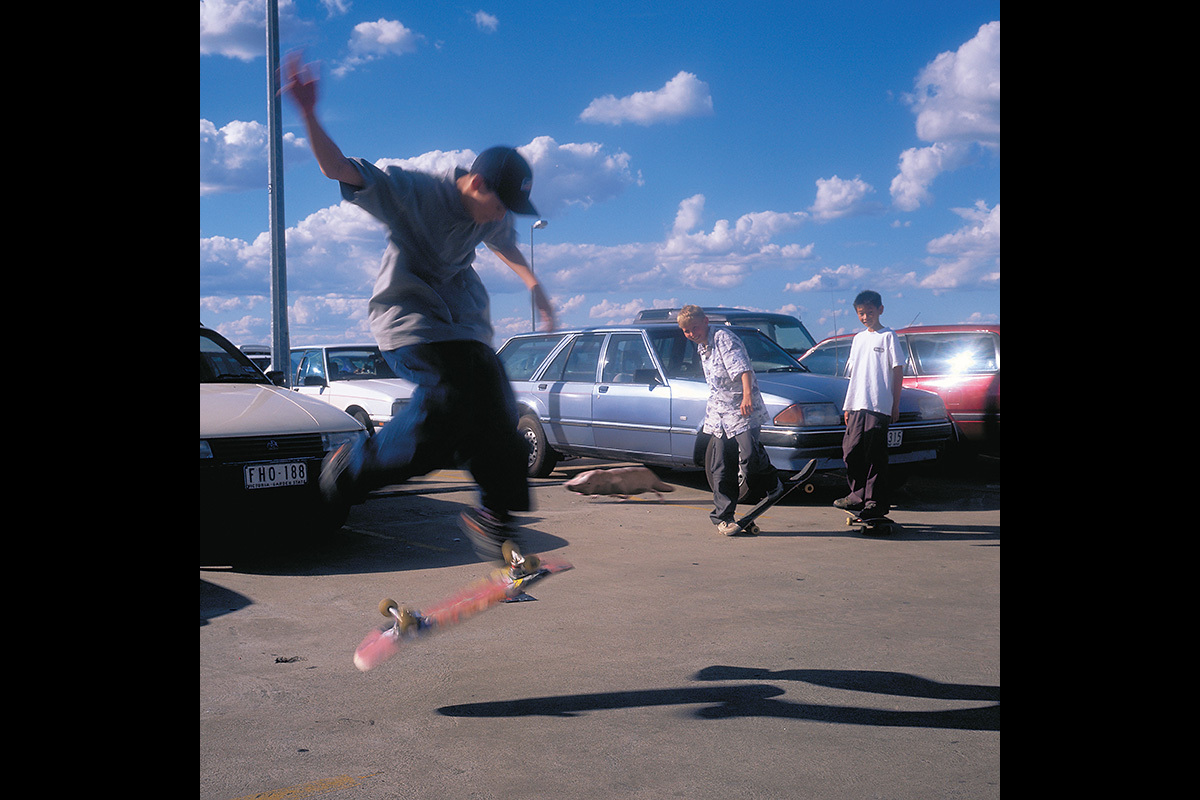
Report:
501,540,521,565
379,598,399,617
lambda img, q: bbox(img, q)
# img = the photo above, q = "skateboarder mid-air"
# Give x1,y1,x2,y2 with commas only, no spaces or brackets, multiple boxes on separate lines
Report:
282,53,556,562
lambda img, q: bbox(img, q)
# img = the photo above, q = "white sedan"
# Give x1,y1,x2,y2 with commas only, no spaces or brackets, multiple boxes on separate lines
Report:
200,326,368,546
289,345,416,435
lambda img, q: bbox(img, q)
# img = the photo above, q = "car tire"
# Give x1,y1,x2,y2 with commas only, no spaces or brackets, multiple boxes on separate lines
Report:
519,414,559,478
350,408,374,437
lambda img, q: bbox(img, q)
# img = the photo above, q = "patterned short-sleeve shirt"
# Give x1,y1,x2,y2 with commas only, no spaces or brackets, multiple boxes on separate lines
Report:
696,326,768,437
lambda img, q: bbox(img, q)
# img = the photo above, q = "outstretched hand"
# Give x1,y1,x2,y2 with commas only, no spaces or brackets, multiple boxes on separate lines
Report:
280,52,318,114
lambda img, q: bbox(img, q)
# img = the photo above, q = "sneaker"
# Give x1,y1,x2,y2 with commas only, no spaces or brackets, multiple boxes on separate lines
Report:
716,520,742,536
460,507,516,563
859,502,888,519
319,442,360,504
833,496,863,511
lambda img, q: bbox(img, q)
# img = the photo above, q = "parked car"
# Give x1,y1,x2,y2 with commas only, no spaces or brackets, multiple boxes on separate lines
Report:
200,325,369,542
634,307,818,359
496,323,953,478
287,345,416,434
798,324,1000,450
239,344,272,372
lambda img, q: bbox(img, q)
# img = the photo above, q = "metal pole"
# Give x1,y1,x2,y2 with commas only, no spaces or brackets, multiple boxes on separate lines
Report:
267,0,290,384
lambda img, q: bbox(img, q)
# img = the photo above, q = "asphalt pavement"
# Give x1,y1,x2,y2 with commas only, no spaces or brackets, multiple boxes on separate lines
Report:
200,457,999,800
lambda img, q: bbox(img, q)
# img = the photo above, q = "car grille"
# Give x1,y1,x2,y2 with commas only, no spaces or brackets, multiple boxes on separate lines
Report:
206,434,325,463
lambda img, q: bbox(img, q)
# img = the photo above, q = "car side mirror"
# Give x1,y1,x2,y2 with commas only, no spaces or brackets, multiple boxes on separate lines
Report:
265,370,287,386
302,375,328,388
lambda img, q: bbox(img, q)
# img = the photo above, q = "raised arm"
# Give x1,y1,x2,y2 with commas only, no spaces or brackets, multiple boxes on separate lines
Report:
281,53,363,187
486,240,556,331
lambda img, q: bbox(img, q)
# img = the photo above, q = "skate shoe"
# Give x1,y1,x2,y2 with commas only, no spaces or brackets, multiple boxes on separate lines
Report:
319,442,362,504
460,507,517,563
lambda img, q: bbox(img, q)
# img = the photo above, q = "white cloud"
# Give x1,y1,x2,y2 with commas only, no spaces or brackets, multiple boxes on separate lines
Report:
334,18,422,75
809,175,881,221
580,71,714,126
474,11,499,32
200,0,312,61
919,201,1000,290
200,118,311,195
890,21,1000,210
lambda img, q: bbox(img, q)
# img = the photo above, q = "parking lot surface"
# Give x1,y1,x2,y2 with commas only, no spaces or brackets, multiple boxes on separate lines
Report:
201,458,999,800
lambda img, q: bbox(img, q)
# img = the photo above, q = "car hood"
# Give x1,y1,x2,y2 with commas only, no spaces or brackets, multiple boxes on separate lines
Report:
201,384,363,437
756,372,850,406
326,377,415,400
756,371,941,414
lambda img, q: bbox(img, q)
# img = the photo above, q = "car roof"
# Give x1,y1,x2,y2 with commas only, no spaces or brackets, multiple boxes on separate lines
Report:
808,323,1000,348
897,323,1000,335
635,307,802,322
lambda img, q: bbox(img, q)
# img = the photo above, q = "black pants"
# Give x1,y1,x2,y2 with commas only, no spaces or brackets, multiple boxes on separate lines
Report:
352,340,531,518
842,410,891,510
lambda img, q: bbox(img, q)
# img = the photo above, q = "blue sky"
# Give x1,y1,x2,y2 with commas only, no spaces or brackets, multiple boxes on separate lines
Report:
200,1,999,350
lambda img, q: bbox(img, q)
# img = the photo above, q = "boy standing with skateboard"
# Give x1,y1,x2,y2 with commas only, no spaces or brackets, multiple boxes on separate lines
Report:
836,291,904,519
678,305,783,535
282,54,555,562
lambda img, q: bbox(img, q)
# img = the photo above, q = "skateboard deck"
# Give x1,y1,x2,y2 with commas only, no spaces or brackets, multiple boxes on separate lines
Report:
353,541,572,672
730,458,817,534
843,509,896,535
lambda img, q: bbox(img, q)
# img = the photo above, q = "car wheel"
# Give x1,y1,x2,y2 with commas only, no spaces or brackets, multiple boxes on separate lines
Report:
350,408,374,436
519,414,559,478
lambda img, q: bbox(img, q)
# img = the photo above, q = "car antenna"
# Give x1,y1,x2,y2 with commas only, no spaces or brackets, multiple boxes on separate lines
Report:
906,312,921,328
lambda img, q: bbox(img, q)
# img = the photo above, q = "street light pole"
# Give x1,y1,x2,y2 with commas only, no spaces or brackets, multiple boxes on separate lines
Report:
530,219,548,331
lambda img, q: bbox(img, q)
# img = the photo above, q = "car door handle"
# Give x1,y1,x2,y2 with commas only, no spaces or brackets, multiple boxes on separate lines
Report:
598,385,609,393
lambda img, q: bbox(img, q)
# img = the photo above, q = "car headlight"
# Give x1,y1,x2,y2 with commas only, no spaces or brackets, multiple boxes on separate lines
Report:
917,394,948,420
322,430,368,453
390,399,409,418
200,440,213,459
773,402,841,426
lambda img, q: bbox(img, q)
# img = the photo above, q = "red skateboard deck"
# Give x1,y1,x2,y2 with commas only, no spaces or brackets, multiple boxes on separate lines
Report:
354,543,572,671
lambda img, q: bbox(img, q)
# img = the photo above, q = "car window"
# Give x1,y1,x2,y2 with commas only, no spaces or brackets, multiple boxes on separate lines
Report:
295,349,325,386
541,334,604,382
499,336,564,380
647,328,704,380
201,332,269,384
800,342,851,376
601,334,657,383
738,330,804,372
906,332,998,375
326,348,397,380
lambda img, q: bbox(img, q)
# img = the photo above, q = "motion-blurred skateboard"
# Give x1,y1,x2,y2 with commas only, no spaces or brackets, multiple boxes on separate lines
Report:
353,541,573,672
843,509,896,536
730,459,817,534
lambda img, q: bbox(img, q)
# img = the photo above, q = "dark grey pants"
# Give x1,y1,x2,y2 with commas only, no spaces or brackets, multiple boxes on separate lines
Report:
706,428,778,524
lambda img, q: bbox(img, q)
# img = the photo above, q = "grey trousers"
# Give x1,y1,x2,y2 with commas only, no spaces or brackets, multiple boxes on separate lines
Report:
705,428,778,524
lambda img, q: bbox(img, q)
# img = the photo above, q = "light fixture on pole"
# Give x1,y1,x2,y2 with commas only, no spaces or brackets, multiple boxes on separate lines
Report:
530,219,548,331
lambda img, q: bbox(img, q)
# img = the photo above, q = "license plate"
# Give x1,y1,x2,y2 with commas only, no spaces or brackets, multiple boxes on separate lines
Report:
244,461,307,489
887,429,903,448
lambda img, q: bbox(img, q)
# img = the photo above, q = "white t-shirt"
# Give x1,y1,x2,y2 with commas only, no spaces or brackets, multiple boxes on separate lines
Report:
844,327,903,417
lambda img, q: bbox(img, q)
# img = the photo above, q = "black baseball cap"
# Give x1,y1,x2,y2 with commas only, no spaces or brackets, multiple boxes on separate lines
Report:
470,146,539,216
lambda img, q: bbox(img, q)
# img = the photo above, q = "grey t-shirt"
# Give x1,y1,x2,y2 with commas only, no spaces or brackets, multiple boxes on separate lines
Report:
341,158,519,351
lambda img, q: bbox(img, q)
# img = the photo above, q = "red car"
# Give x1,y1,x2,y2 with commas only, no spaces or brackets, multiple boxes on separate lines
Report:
798,324,1000,452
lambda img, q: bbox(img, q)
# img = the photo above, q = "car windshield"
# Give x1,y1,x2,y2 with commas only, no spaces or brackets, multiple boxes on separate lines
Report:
646,327,806,379
200,331,270,384
325,348,397,380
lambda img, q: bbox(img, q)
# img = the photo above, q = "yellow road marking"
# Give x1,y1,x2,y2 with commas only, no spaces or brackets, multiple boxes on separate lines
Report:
228,773,377,800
